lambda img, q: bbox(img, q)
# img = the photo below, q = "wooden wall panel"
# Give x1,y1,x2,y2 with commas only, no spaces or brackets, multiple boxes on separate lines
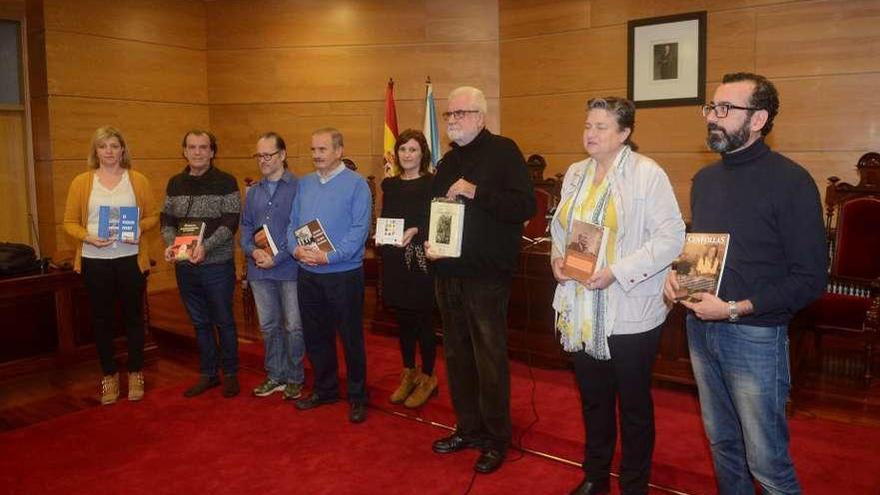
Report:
424,0,498,42
589,0,707,28
206,0,496,49
705,11,756,81
47,96,209,160
45,31,207,103
772,74,880,152
756,0,880,78
208,42,499,104
500,26,625,97
0,111,30,243
499,0,590,39
42,0,206,49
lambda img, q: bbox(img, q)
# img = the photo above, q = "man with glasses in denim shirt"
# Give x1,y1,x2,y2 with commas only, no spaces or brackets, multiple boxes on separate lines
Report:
427,86,535,475
241,132,305,401
664,72,826,494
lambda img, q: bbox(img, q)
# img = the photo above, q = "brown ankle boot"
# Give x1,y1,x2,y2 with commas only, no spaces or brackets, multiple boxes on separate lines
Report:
128,371,145,401
101,373,119,405
390,367,418,404
404,372,437,408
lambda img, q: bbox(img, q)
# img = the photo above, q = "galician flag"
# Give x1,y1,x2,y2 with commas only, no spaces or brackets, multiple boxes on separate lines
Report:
383,78,399,174
423,76,441,170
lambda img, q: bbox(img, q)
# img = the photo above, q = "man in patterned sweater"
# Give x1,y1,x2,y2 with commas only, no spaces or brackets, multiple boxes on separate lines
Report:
161,129,242,398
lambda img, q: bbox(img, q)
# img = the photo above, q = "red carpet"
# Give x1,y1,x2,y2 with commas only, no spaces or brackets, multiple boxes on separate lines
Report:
2,330,880,494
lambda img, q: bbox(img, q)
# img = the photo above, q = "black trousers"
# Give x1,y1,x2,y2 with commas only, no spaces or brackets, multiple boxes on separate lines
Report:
81,255,146,375
434,275,511,451
394,307,436,375
298,267,367,404
573,324,663,495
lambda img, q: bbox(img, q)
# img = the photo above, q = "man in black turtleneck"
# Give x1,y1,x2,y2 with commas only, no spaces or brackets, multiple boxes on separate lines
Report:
665,73,826,494
427,86,535,475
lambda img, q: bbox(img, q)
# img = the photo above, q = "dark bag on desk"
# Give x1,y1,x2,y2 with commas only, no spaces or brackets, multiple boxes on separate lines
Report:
0,242,41,277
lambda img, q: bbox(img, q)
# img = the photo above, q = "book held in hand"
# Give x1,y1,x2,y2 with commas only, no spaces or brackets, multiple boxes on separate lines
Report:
98,206,140,246
171,221,206,261
118,207,140,242
673,233,730,302
561,219,608,284
253,224,279,257
428,198,465,258
294,219,335,253
97,206,121,246
375,217,405,246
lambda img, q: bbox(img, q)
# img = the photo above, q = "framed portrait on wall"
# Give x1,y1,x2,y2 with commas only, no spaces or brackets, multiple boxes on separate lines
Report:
627,11,706,108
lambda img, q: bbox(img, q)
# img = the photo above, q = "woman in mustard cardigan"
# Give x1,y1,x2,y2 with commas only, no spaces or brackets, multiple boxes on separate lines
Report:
63,126,158,405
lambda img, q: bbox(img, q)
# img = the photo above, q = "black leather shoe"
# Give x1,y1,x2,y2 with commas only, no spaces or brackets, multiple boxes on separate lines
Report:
222,375,239,398
183,375,220,398
294,393,339,411
349,402,367,423
474,449,505,474
569,477,610,495
432,433,481,454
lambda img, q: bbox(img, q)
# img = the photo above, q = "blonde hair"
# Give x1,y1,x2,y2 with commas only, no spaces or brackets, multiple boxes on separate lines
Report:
88,126,132,169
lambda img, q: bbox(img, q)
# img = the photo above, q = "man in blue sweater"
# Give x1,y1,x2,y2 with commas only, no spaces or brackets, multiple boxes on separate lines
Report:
287,127,372,424
240,132,304,401
665,73,826,494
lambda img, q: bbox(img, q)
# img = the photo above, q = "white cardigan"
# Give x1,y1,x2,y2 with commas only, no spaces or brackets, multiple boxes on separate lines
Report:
551,149,686,337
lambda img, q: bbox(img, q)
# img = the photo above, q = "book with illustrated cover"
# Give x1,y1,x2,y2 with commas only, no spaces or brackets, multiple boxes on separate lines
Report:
294,219,335,253
171,221,206,261
253,224,279,257
375,217,405,246
118,207,140,242
561,219,608,284
97,206,121,245
428,198,465,258
673,233,730,302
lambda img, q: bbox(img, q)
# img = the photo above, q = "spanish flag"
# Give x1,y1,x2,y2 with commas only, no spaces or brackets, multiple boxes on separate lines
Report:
383,78,399,174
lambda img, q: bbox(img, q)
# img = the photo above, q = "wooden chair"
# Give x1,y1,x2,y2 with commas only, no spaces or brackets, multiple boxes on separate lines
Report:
522,154,560,241
803,152,880,386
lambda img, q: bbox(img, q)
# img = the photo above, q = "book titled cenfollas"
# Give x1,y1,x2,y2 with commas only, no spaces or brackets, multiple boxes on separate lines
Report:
171,221,206,261
428,198,465,258
294,219,336,253
561,219,608,285
673,233,730,301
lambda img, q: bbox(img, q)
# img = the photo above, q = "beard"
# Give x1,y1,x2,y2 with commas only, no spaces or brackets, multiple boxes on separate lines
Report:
706,120,751,153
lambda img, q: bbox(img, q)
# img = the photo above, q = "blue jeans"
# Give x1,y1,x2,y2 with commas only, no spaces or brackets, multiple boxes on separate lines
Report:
687,315,801,495
176,261,239,377
250,279,305,385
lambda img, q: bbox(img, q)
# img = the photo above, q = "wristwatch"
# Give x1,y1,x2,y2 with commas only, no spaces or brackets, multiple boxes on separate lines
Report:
727,300,739,322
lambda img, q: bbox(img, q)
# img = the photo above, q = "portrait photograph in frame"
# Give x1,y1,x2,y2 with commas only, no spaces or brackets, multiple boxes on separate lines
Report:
627,11,706,108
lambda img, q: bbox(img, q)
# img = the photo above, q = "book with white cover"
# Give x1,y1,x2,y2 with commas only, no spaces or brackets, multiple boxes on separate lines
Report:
375,217,405,246
428,198,465,258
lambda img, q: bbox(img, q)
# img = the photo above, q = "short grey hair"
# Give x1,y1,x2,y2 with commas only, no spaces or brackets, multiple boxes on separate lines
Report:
313,127,344,149
448,86,487,115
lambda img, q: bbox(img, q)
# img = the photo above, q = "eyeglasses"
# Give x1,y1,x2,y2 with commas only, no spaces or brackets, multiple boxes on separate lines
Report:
252,150,281,161
441,109,480,121
701,103,760,119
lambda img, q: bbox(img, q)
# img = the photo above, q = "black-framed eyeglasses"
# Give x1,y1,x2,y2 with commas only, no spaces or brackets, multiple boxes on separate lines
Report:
701,103,760,119
252,150,281,161
441,109,480,121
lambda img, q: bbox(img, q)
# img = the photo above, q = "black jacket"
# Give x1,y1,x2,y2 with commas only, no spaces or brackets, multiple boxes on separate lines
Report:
431,128,535,279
